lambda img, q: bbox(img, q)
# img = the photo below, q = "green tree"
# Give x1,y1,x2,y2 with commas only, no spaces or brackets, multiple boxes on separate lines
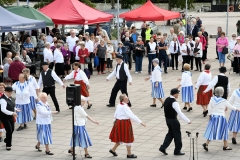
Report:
120,0,145,9
0,0,16,6
168,0,194,10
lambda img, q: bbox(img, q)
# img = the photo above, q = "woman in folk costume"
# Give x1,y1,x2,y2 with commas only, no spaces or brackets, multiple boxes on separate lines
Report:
203,87,238,151
145,58,164,108
109,94,146,159
64,62,92,109
35,92,58,155
0,83,6,142
228,84,240,144
177,63,194,112
22,68,39,119
68,96,99,158
12,73,33,131
195,64,212,117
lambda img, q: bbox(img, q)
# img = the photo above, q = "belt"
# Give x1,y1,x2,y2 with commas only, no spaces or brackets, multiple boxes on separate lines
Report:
44,85,55,88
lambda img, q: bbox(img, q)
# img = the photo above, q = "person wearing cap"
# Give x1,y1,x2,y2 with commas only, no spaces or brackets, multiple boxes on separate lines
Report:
159,88,191,156
180,38,191,71
68,95,99,158
145,58,164,107
106,54,132,107
204,66,230,99
38,62,65,112
53,43,64,78
116,41,128,64
233,36,240,73
109,94,146,158
0,86,19,150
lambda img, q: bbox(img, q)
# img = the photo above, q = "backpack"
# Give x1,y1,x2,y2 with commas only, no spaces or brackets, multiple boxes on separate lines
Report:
84,68,91,79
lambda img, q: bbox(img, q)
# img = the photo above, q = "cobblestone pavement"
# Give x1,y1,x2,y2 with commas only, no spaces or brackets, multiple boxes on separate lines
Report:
1,13,240,160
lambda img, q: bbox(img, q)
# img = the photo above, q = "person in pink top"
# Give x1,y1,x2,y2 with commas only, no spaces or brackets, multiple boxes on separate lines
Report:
177,31,185,45
233,36,240,73
216,32,229,67
198,31,207,63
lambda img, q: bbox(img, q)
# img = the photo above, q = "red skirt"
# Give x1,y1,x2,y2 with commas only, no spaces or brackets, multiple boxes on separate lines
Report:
196,85,212,105
109,119,134,143
74,80,89,97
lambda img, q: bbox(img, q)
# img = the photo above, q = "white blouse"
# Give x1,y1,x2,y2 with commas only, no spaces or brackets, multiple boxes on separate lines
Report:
75,46,80,60
229,89,240,109
195,71,212,89
12,81,31,104
28,75,39,98
106,45,114,60
194,42,203,58
43,48,53,63
114,103,142,124
74,105,88,126
151,65,162,82
180,43,191,56
168,41,180,54
188,41,196,56
180,71,193,87
208,96,236,117
229,39,236,52
148,42,157,54
53,49,64,63
64,69,89,85
36,101,52,124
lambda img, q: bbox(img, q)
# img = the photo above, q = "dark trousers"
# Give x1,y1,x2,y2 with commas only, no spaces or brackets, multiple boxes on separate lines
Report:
70,51,75,63
128,53,132,69
160,118,182,154
195,57,202,71
171,54,178,69
107,58,113,68
97,58,105,73
109,79,130,105
132,53,136,62
1,118,14,147
182,55,190,70
49,62,54,70
29,65,36,75
42,86,60,111
202,49,207,61
148,54,156,72
233,57,240,73
88,52,93,74
189,56,194,70
216,46,219,59
135,56,143,72
39,54,44,72
159,56,168,72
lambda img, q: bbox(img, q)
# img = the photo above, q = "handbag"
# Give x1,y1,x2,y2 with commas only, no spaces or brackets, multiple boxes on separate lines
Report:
94,56,99,67
222,46,228,54
227,52,234,61
84,57,91,64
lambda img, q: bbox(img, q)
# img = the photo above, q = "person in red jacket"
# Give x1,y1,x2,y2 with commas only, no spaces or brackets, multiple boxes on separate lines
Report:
8,56,25,83
198,31,207,63
78,42,89,70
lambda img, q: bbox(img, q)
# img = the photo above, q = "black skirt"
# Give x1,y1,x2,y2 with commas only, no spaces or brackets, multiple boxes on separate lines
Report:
233,57,240,73
55,63,64,75
64,64,71,71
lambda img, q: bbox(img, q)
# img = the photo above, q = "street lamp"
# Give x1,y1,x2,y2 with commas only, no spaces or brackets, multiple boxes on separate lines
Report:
117,0,120,42
226,0,229,36
185,0,188,36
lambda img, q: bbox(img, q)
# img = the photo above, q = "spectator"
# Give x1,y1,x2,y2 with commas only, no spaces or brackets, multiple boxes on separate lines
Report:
123,37,133,70
158,36,168,74
178,31,185,45
130,27,139,44
188,35,196,70
216,31,229,67
180,38,191,71
98,27,109,41
66,30,79,64
196,17,202,28
169,36,180,70
78,42,89,70
233,36,240,73
198,31,207,63
3,52,12,65
10,37,20,57
191,19,199,40
147,37,157,74
3,58,12,80
215,26,223,59
173,20,181,35
96,40,107,74
236,20,240,36
122,31,133,43
134,38,145,73
94,24,100,36
52,24,60,36
141,24,146,43
167,28,177,45
53,43,64,78
179,22,185,33
85,34,94,74
23,37,35,61
145,25,153,45
20,50,37,76
8,56,26,83
229,34,237,53
116,41,127,64
61,44,71,75
37,34,46,67
72,40,79,63
43,42,54,69
50,37,57,47
106,41,114,72
200,27,209,61
194,37,203,72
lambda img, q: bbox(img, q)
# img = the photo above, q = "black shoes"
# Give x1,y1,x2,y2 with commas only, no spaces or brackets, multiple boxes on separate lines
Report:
194,69,198,71
87,104,92,109
45,151,54,155
187,107,193,112
35,145,42,152
68,149,77,155
165,71,168,74
109,149,118,156
174,152,185,155
183,106,187,110
223,146,232,150
24,124,28,129
232,137,237,144
150,104,156,107
17,126,24,131
203,110,208,117
159,148,168,155
6,147,11,151
202,143,208,151
0,137,2,142
127,154,137,158
85,154,92,158
107,104,115,107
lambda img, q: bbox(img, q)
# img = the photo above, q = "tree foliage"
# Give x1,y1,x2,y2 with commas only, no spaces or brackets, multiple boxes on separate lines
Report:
168,0,194,10
120,0,145,9
0,0,16,6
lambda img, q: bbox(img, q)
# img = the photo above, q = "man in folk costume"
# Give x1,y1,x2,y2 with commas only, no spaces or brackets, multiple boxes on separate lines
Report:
63,62,92,109
38,62,65,112
106,54,132,107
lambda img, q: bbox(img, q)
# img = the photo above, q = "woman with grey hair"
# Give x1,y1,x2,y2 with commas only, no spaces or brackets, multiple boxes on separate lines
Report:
194,37,203,72
53,43,64,77
43,42,54,69
203,87,238,151
145,58,164,107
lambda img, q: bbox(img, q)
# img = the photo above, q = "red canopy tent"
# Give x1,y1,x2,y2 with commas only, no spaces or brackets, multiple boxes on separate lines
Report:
39,0,113,24
119,0,180,21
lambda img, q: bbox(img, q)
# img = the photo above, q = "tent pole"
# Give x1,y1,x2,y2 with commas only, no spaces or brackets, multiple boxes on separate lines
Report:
117,0,120,42
164,21,165,33
185,0,188,36
0,36,2,65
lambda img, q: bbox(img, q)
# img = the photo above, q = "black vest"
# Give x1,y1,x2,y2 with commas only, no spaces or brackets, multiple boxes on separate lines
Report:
163,97,177,119
116,63,127,81
0,94,15,120
215,75,228,98
41,69,55,87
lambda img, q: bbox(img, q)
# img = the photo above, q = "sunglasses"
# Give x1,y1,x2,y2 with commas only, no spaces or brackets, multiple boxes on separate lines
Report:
107,43,111,44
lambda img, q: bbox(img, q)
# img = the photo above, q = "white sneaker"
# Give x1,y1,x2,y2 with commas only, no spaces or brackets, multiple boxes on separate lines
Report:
135,72,138,73
140,71,142,73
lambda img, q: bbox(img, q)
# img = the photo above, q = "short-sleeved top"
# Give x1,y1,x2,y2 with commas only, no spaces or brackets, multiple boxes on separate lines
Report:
158,42,167,56
74,105,88,126
97,45,107,58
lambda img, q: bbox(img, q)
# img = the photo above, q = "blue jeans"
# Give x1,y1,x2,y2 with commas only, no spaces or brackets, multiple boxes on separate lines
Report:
218,51,226,63
135,56,143,72
148,54,156,72
159,56,168,72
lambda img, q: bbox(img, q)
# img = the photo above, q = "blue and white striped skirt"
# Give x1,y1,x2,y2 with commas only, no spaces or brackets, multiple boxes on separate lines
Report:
181,86,194,103
151,81,164,99
16,103,33,124
37,124,52,145
204,115,228,140
30,96,36,110
228,110,240,132
70,125,92,148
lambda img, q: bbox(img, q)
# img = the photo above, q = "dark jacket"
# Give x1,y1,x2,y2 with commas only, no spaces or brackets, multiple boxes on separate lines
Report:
192,25,199,40
123,41,133,52
134,44,145,56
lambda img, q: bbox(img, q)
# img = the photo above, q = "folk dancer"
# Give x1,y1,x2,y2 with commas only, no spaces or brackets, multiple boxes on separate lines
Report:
0,83,6,142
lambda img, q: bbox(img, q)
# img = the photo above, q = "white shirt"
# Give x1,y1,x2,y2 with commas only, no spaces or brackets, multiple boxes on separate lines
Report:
148,42,157,54
64,69,89,85
194,42,203,58
0,94,15,115
114,103,142,124
188,41,196,56
229,89,240,109
208,96,236,117
107,61,132,82
168,41,180,54
66,36,79,52
180,43,191,56
74,105,88,126
46,35,53,43
85,40,94,52
180,71,193,87
170,96,190,123
75,46,80,60
38,68,64,87
3,63,10,78
53,49,64,63
12,81,31,104
43,48,53,63
195,71,212,89
151,65,162,82
204,73,231,94
229,39,237,52
106,45,114,60
36,101,52,124
28,75,39,98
